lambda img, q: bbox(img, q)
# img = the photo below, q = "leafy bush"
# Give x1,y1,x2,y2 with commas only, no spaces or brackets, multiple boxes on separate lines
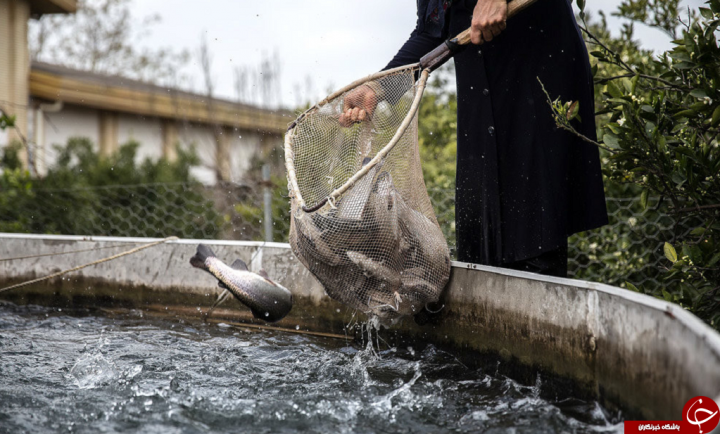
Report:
0,137,223,239
550,0,720,327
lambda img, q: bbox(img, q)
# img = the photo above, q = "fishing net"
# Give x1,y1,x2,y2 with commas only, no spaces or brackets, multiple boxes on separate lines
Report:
284,0,537,322
285,66,450,321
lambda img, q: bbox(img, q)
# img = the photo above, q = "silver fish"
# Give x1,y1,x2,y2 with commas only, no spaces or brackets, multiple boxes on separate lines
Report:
190,244,293,322
347,251,401,288
337,157,378,221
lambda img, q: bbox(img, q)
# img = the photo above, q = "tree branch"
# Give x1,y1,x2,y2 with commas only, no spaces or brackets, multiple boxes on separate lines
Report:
672,203,720,214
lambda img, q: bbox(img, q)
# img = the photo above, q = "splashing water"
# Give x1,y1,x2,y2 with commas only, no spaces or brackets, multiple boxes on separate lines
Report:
0,303,623,433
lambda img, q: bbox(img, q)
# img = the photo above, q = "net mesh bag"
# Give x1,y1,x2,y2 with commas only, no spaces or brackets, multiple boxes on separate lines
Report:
285,66,450,322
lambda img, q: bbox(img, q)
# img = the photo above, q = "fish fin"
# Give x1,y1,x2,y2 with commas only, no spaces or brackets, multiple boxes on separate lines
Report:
217,281,229,289
258,269,270,279
190,244,216,269
204,290,232,322
230,259,248,271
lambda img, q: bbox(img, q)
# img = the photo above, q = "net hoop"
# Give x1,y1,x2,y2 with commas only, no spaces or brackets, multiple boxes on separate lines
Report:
285,66,429,212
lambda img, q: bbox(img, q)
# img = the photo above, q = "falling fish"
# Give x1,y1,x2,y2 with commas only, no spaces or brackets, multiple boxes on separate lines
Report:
189,244,293,322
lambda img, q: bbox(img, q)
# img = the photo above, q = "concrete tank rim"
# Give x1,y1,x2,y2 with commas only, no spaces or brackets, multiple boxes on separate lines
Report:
2,233,718,339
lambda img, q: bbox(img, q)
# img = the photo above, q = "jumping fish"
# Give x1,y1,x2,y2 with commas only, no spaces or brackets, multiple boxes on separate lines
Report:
189,244,293,322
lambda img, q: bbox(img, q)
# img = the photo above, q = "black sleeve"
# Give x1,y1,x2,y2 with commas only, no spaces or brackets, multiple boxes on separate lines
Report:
383,28,445,71
371,20,445,104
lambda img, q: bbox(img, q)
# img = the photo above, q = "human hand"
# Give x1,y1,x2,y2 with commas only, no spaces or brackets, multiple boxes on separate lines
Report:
339,85,378,127
471,0,508,44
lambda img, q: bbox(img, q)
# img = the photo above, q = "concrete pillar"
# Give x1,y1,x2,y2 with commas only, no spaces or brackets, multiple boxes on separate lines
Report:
0,0,31,166
161,119,178,162
98,111,118,156
33,106,47,176
215,125,232,182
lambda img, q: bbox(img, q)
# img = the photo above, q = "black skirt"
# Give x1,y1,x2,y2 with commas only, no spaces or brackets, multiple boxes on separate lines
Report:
387,0,608,265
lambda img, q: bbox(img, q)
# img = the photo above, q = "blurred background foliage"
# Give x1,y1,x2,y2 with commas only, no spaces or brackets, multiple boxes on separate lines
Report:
549,0,720,327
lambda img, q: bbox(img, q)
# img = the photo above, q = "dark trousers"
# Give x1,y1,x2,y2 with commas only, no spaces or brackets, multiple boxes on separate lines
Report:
502,240,568,278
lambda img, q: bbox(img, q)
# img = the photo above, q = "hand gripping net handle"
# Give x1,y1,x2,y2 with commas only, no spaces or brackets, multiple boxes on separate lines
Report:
284,0,539,212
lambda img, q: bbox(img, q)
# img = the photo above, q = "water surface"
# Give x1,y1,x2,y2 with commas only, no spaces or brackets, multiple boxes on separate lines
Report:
0,303,622,433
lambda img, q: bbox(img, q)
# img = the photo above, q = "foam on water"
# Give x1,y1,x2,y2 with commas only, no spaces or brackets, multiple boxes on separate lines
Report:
0,303,624,433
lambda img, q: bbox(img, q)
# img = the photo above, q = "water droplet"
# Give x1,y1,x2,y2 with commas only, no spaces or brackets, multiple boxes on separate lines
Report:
295,325,300,330
265,312,269,317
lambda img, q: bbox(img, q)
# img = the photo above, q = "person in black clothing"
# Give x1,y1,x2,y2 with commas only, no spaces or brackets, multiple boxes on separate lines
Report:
341,0,608,278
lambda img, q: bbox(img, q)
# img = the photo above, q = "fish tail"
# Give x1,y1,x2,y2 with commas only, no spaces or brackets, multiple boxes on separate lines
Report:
190,244,216,270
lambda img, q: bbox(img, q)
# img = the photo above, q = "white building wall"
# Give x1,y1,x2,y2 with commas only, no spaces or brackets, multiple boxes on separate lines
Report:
117,113,163,163
177,122,218,185
40,105,266,184
228,128,262,183
43,105,100,151
177,123,263,185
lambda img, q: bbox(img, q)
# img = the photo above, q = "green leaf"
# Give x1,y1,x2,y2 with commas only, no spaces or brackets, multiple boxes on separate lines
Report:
664,242,678,263
711,106,720,126
700,8,714,20
674,109,697,119
625,282,640,293
690,89,708,99
683,244,703,264
640,189,649,210
710,0,720,13
662,289,673,301
608,98,631,106
675,62,696,70
645,121,656,137
708,252,720,267
621,77,633,93
690,227,706,236
603,133,620,148
606,81,624,99
671,172,686,186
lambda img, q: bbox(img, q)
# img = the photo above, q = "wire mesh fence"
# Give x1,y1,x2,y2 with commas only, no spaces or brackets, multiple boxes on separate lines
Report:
2,181,682,289
429,188,684,289
5,182,290,242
